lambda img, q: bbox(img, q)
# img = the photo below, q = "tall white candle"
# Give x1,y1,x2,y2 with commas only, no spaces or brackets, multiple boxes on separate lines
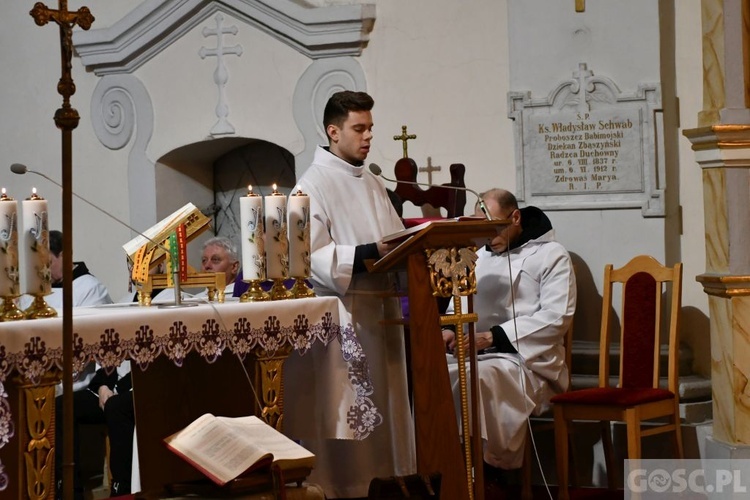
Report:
288,188,310,278
264,184,288,280
22,188,51,296
239,185,266,281
0,189,20,296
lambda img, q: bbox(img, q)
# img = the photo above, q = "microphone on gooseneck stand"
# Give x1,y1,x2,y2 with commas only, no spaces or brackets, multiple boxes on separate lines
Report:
368,163,492,220
10,163,196,308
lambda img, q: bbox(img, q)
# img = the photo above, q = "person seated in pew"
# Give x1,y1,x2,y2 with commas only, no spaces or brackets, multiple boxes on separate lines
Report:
442,188,576,476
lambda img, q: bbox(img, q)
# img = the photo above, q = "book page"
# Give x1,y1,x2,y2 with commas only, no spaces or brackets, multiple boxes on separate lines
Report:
165,413,271,485
217,416,315,470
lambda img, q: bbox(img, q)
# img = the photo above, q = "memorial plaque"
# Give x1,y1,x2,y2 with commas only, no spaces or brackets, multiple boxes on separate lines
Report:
509,63,664,216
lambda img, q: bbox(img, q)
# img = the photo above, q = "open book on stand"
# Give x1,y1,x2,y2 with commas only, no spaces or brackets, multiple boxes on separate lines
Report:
164,413,315,487
382,216,487,244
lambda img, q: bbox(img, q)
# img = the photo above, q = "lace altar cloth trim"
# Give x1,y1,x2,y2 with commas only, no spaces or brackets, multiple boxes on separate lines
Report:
0,297,375,491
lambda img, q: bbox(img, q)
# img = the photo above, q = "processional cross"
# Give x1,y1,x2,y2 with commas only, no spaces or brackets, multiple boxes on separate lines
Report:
393,125,417,158
30,3,94,500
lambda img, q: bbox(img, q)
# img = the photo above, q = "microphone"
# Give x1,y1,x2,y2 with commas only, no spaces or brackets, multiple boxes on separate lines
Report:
368,163,491,220
11,163,196,308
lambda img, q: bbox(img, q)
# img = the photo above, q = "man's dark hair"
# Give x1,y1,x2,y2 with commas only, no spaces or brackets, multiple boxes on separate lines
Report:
49,230,63,257
323,91,374,133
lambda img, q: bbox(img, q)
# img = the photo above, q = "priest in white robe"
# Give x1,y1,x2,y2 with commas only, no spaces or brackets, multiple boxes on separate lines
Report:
444,188,576,471
284,91,416,499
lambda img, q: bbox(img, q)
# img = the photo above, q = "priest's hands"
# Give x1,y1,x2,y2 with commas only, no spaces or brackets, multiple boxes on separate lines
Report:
98,386,115,410
443,330,494,356
376,239,398,257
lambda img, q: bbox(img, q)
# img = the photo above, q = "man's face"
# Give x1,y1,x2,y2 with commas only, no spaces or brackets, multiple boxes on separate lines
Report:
327,110,373,165
476,198,522,253
201,244,239,284
49,252,63,284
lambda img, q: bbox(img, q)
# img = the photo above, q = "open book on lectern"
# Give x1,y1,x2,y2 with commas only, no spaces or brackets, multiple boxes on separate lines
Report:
122,202,211,281
382,216,487,244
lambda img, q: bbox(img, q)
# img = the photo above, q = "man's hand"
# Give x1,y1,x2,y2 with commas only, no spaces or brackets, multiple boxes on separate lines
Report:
442,329,456,352
376,240,398,257
98,386,115,410
454,331,494,356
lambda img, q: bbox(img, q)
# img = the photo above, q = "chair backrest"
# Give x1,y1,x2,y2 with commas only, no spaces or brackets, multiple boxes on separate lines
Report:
393,157,467,218
598,255,682,394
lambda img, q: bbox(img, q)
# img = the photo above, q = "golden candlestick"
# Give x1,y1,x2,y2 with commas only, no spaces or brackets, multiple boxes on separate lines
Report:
290,277,315,298
24,293,57,319
268,278,292,300
240,279,271,302
0,296,25,321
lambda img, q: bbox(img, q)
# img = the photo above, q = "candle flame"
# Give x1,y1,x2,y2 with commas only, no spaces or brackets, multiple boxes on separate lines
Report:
272,183,278,192
1,188,5,195
32,187,37,195
248,184,253,193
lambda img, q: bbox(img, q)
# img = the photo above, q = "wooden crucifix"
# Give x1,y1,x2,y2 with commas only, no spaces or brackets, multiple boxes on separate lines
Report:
393,125,417,158
30,3,94,500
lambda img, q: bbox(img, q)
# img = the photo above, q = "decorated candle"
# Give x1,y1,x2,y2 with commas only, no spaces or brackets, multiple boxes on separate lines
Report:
239,185,266,281
22,188,51,295
0,189,20,296
264,184,289,280
287,188,310,278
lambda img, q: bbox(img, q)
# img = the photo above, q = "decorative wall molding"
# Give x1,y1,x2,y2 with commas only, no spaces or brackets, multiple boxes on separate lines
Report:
91,74,158,230
73,0,375,76
292,57,367,177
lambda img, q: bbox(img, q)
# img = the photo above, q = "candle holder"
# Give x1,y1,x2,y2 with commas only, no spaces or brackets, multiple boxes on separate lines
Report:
240,279,271,302
268,278,292,300
0,296,25,321
24,293,57,319
290,277,315,299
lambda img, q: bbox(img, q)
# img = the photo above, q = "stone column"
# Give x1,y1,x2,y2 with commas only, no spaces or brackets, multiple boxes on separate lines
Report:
683,0,750,452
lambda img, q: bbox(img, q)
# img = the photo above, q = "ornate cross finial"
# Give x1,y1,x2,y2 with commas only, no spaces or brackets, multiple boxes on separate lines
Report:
30,1,95,131
419,156,442,185
576,0,585,12
199,12,243,136
393,125,417,158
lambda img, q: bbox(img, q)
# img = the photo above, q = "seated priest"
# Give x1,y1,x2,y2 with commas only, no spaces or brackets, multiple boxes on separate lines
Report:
198,235,240,295
442,188,576,476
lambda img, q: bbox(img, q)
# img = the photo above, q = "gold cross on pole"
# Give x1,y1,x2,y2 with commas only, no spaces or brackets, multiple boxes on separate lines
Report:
419,156,442,185
30,1,95,129
393,125,417,158
29,4,94,500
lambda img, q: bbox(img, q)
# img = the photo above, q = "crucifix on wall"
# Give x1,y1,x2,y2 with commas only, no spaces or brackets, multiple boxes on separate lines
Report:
419,156,441,185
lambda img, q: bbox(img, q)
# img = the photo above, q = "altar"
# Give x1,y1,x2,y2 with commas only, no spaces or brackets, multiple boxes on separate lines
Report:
0,296,357,499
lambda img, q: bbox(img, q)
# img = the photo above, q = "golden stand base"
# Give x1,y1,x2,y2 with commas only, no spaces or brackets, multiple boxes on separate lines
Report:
240,279,271,302
24,294,57,319
0,295,26,321
268,278,292,300
290,277,315,298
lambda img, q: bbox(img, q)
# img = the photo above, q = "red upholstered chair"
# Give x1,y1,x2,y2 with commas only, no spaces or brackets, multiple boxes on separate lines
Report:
550,255,683,500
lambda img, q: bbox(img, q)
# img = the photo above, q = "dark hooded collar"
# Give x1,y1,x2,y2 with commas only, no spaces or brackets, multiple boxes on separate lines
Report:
487,206,553,254
51,261,91,288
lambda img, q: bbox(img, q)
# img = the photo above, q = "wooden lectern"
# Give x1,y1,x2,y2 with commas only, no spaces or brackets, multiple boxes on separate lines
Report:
369,219,508,500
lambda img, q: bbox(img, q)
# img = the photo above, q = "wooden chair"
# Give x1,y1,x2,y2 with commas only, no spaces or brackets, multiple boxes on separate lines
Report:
550,255,683,500
393,157,467,220
520,316,574,500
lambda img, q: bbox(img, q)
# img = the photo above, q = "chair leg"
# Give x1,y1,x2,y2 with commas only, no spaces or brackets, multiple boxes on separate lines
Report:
625,409,642,461
600,421,617,490
553,406,570,500
673,404,684,459
522,428,533,500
